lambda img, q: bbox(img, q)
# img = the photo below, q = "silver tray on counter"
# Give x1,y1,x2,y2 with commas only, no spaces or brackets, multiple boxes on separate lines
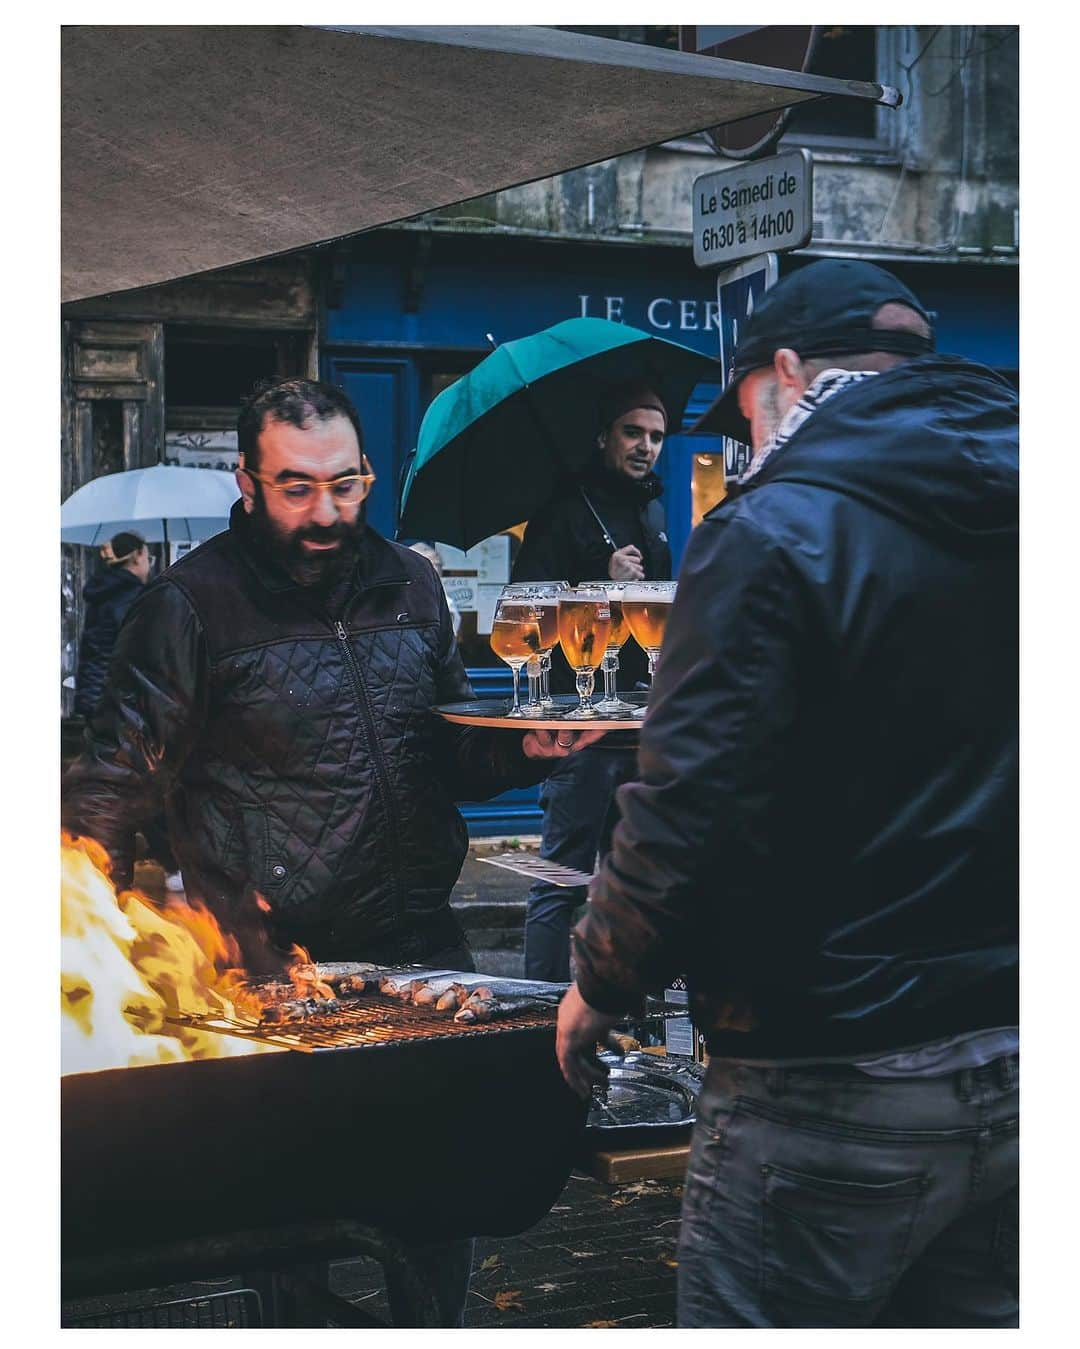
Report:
587,1051,706,1134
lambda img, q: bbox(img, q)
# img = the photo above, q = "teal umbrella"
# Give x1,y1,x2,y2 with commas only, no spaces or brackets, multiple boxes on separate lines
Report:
398,317,719,549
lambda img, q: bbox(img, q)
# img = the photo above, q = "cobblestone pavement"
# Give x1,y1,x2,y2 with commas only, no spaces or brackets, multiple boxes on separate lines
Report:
331,1171,685,1329
62,1173,686,1328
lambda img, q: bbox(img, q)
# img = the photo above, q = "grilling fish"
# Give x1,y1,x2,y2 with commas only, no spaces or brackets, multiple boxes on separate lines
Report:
260,995,342,1024
454,992,549,1024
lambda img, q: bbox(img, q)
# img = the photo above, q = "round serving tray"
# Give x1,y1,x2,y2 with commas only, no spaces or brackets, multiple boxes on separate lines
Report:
432,693,648,732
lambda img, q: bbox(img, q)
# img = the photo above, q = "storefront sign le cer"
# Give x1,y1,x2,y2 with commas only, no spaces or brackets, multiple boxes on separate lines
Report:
576,293,720,334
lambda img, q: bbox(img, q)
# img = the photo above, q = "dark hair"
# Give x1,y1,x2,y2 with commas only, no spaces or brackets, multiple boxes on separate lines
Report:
102,531,146,565
237,377,365,473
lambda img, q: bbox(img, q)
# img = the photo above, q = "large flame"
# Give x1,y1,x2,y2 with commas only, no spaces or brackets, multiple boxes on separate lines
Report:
61,833,282,1075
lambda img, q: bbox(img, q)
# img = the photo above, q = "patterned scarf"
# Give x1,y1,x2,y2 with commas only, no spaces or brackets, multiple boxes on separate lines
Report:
739,368,880,486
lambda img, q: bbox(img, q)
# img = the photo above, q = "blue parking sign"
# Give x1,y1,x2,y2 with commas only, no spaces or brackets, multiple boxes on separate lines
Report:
717,254,778,480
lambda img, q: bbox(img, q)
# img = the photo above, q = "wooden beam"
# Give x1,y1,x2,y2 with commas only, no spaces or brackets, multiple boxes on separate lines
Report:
581,1142,691,1185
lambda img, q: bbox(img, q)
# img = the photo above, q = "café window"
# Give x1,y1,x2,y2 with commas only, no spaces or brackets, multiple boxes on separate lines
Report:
164,326,312,471
783,26,894,151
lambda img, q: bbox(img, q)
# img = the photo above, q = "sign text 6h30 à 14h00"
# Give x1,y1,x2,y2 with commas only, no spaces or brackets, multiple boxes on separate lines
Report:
692,149,813,270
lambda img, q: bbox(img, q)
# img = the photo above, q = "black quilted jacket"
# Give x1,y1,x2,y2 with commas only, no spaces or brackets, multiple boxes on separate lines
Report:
62,503,549,965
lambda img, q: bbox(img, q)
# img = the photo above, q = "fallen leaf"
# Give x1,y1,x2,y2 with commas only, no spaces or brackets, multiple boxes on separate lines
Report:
609,1197,628,1208
479,1254,503,1272
583,1320,619,1329
619,1181,662,1199
493,1290,525,1312
657,1253,679,1269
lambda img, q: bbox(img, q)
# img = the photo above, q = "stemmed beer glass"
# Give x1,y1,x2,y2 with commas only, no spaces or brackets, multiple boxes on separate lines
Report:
588,582,635,715
498,581,567,713
622,580,678,718
557,589,612,720
490,597,544,718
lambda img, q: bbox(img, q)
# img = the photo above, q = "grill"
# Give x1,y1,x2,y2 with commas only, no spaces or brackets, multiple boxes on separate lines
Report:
62,967,586,1313
65,1288,263,1329
169,992,557,1052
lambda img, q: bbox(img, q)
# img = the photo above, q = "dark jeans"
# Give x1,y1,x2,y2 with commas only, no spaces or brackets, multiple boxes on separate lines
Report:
677,1055,1019,1328
524,747,637,982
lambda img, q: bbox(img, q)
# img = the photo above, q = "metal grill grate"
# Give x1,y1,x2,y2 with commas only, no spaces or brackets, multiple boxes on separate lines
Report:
170,993,556,1052
64,1288,263,1328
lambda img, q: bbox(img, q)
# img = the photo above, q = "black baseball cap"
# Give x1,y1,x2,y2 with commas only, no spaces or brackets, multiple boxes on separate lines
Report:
694,260,935,443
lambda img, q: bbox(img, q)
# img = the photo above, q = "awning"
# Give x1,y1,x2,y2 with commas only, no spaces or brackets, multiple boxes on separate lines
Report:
61,25,900,303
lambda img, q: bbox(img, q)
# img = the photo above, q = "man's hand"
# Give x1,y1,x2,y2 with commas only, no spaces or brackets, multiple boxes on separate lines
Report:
609,545,645,581
556,983,620,1100
523,728,606,759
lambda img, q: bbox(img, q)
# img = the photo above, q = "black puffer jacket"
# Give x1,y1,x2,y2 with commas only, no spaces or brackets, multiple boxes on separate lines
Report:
572,356,1018,1058
63,503,549,965
73,566,145,718
513,464,672,694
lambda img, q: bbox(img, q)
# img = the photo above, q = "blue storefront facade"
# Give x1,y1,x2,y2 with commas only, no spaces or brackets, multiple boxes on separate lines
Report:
319,229,1018,833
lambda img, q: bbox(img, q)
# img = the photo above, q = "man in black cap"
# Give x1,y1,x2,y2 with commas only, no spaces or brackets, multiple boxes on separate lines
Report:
511,382,672,981
555,261,1019,1327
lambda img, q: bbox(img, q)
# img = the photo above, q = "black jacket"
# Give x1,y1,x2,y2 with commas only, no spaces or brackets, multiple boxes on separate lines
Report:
513,465,672,693
572,356,1019,1058
63,503,549,966
73,566,145,719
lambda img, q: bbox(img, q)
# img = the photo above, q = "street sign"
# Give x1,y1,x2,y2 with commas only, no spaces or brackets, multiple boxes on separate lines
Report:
693,150,813,270
716,254,778,480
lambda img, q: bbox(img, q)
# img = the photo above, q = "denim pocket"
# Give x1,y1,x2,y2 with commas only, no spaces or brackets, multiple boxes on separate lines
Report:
761,1164,927,1306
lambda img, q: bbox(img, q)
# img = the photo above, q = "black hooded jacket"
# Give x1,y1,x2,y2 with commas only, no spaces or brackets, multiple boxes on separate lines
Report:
571,355,1019,1058
73,566,145,719
63,503,549,966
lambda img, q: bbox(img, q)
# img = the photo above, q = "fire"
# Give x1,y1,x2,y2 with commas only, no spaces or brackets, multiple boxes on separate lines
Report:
61,833,282,1075
252,893,337,1003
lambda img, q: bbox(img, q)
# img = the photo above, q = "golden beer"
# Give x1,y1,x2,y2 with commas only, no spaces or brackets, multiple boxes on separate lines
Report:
490,617,542,662
623,598,672,653
557,598,611,670
605,598,629,651
535,601,560,652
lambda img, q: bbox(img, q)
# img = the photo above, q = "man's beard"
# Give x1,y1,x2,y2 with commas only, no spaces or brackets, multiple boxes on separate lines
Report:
247,491,366,587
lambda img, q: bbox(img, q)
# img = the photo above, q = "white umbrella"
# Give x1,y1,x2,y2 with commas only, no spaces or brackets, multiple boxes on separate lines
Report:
60,464,240,547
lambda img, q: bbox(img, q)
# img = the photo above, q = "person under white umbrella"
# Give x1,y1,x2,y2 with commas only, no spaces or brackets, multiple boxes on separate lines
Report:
70,527,185,893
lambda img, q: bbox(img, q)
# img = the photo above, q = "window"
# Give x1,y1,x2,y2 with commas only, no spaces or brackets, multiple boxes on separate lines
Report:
784,26,892,150
164,327,310,469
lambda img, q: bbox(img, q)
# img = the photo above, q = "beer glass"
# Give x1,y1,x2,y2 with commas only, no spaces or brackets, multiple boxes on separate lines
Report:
582,582,635,715
490,598,544,718
622,580,678,718
499,581,567,711
557,589,612,720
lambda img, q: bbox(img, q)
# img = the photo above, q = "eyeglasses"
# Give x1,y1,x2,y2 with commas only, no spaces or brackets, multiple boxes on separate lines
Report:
242,458,376,512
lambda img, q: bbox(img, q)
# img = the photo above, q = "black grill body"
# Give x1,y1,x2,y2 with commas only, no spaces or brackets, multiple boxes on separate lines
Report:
62,1020,584,1288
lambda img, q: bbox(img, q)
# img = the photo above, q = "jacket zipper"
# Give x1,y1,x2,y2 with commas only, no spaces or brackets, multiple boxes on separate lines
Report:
334,615,409,942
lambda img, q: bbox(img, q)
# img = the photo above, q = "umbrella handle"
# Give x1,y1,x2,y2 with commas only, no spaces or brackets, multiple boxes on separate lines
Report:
396,448,419,539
